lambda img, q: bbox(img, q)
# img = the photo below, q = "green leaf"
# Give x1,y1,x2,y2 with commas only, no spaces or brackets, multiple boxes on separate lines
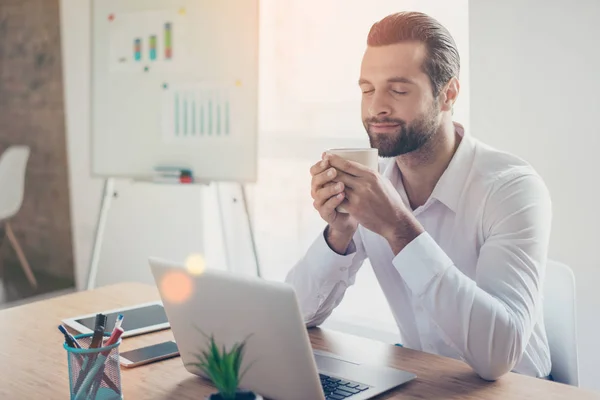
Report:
223,351,237,394
189,330,256,399
210,336,222,366
233,342,245,376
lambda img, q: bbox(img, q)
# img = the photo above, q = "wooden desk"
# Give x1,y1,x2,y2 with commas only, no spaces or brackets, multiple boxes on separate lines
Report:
0,282,598,399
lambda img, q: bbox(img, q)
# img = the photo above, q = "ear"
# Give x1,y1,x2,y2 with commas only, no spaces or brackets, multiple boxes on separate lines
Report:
440,77,460,113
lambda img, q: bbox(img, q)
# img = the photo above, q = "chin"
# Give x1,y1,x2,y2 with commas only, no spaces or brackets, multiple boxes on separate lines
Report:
369,137,395,152
370,145,397,158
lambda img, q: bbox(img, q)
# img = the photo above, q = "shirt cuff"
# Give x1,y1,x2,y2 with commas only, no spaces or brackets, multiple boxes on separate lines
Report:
305,228,358,283
393,232,454,296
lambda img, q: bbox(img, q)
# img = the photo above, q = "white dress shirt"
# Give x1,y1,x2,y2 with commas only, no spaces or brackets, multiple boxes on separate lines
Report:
285,123,552,380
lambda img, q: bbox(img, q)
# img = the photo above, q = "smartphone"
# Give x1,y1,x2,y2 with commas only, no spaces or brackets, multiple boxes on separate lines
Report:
120,341,179,368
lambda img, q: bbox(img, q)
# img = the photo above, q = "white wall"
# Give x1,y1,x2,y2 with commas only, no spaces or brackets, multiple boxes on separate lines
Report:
469,0,600,390
59,0,99,289
59,0,469,339
59,0,249,290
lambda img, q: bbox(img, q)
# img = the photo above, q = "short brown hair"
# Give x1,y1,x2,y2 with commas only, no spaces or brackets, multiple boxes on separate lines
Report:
367,12,460,97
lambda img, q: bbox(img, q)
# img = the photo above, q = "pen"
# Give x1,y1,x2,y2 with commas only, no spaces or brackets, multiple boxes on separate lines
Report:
58,325,81,349
73,314,106,393
90,313,107,349
114,314,124,331
84,327,125,399
104,327,124,350
88,316,125,398
74,354,109,400
59,325,85,376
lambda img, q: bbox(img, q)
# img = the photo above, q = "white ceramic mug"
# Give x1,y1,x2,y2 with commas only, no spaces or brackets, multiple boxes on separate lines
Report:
326,148,379,213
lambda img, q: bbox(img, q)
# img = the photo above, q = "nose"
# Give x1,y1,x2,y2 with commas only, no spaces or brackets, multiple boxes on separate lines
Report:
368,91,392,118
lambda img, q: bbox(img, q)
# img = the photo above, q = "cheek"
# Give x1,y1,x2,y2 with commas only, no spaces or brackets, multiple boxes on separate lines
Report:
393,108,417,124
392,95,427,121
361,98,370,119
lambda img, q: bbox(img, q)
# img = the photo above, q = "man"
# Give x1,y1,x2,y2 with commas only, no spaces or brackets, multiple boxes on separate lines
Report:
285,11,552,381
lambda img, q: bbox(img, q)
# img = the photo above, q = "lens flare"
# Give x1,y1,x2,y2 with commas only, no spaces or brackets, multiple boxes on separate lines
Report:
185,253,206,276
160,270,193,304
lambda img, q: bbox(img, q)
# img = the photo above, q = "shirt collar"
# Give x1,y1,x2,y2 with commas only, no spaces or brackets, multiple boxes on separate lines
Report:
381,122,476,213
430,122,476,212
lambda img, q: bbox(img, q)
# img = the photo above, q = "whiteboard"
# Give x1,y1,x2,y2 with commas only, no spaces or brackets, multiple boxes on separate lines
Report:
91,0,258,182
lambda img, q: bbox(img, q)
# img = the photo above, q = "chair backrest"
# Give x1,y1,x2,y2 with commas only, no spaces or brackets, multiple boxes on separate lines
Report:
543,259,579,386
0,146,30,221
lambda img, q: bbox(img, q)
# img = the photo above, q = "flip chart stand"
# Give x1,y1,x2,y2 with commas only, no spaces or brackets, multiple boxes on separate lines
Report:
86,178,261,290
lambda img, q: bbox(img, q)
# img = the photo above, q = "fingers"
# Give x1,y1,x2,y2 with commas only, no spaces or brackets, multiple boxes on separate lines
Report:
313,181,344,207
326,154,374,177
309,157,330,176
318,191,346,220
310,157,338,198
330,169,360,190
311,167,338,196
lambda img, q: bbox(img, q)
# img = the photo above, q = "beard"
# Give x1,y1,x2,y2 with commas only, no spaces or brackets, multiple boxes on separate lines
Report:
364,102,440,158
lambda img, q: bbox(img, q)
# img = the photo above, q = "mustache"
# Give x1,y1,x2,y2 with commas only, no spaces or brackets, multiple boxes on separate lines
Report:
364,117,406,126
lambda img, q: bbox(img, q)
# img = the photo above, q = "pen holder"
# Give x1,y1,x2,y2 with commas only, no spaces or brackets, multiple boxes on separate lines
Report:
64,333,123,400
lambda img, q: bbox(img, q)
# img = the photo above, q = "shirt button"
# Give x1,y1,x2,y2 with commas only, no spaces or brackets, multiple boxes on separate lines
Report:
340,267,348,272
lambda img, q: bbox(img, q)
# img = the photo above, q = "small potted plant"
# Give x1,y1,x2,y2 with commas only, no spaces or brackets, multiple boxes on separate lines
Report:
188,332,262,400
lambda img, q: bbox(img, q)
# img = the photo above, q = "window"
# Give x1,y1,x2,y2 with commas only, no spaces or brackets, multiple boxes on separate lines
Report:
251,0,469,341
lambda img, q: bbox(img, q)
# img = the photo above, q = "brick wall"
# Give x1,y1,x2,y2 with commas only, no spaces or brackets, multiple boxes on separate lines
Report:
0,0,74,282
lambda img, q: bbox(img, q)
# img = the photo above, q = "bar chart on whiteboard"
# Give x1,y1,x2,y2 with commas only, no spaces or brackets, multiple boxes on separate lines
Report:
108,8,189,73
161,83,235,141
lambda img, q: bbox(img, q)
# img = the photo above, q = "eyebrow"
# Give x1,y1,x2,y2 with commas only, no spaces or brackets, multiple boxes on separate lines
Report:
358,77,416,85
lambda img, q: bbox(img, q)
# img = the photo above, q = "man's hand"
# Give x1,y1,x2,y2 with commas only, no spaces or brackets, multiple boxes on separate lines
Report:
325,153,424,254
310,154,359,254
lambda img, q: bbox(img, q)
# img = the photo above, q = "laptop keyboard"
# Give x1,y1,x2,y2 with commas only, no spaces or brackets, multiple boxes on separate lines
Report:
319,373,370,399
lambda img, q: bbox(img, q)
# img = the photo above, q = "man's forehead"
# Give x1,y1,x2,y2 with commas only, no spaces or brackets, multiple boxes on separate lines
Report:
360,41,427,77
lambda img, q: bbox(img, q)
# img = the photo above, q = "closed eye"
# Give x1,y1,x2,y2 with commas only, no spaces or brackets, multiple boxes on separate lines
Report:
392,90,407,95
362,89,374,94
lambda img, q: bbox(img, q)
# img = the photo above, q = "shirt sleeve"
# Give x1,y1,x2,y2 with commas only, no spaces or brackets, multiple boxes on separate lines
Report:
285,227,368,327
393,172,552,381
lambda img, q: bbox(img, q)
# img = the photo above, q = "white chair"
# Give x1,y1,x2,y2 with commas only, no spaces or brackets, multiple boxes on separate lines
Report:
543,259,579,386
0,146,37,288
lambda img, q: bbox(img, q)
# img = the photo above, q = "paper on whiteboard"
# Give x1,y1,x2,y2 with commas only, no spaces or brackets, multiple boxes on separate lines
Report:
161,83,238,142
108,8,190,73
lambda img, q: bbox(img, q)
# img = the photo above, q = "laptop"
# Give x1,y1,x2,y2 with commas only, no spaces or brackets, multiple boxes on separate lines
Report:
149,258,416,400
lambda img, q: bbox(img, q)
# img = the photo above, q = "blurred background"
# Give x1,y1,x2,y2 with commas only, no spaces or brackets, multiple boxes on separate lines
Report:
1,0,599,391
0,0,74,304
